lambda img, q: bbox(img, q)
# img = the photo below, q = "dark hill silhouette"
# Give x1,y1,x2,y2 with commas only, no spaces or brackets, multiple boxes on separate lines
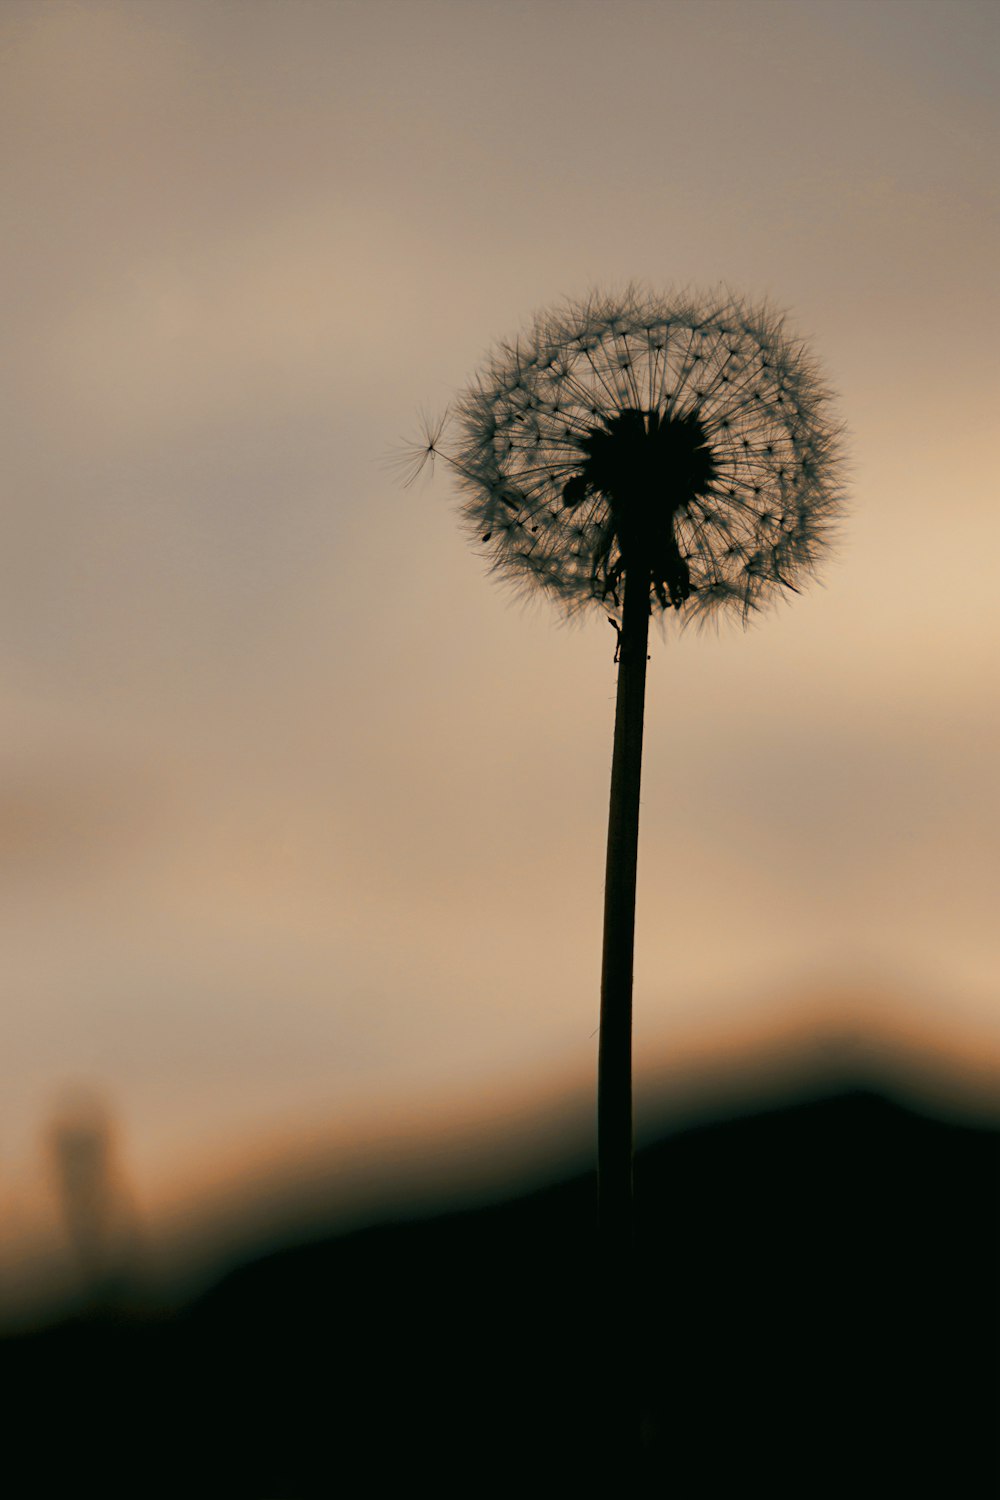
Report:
3,1087,997,1495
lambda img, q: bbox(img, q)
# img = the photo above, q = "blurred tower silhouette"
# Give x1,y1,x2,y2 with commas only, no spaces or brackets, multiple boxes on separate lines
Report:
46,1088,141,1311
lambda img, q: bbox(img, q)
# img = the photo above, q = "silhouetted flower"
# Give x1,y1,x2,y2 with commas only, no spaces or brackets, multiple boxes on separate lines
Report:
401,287,847,1461
408,287,843,623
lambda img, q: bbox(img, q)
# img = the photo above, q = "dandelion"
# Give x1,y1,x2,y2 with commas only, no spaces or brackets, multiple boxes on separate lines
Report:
405,286,841,629
404,284,844,1462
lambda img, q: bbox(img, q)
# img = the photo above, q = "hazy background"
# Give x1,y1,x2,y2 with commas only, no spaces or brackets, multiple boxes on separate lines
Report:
2,0,998,1303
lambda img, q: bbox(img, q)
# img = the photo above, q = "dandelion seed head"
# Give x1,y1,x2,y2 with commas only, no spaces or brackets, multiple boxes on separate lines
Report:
415,287,845,625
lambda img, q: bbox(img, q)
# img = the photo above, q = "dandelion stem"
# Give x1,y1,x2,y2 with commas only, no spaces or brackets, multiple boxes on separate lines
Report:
597,558,649,1460
598,563,649,1247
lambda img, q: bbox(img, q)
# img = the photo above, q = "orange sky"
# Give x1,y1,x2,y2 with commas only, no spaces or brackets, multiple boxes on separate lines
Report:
1,0,998,1303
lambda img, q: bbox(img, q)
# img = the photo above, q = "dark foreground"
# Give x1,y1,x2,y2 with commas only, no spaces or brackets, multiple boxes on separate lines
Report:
4,1088,997,1495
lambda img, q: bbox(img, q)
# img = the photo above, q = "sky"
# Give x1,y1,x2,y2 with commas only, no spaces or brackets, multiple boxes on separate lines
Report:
2,0,998,1303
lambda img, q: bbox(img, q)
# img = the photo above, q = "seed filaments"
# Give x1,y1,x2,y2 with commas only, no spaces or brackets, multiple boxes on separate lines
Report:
405,288,844,627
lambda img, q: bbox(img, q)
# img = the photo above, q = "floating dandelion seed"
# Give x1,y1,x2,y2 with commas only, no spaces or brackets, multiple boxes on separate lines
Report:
403,284,845,1464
